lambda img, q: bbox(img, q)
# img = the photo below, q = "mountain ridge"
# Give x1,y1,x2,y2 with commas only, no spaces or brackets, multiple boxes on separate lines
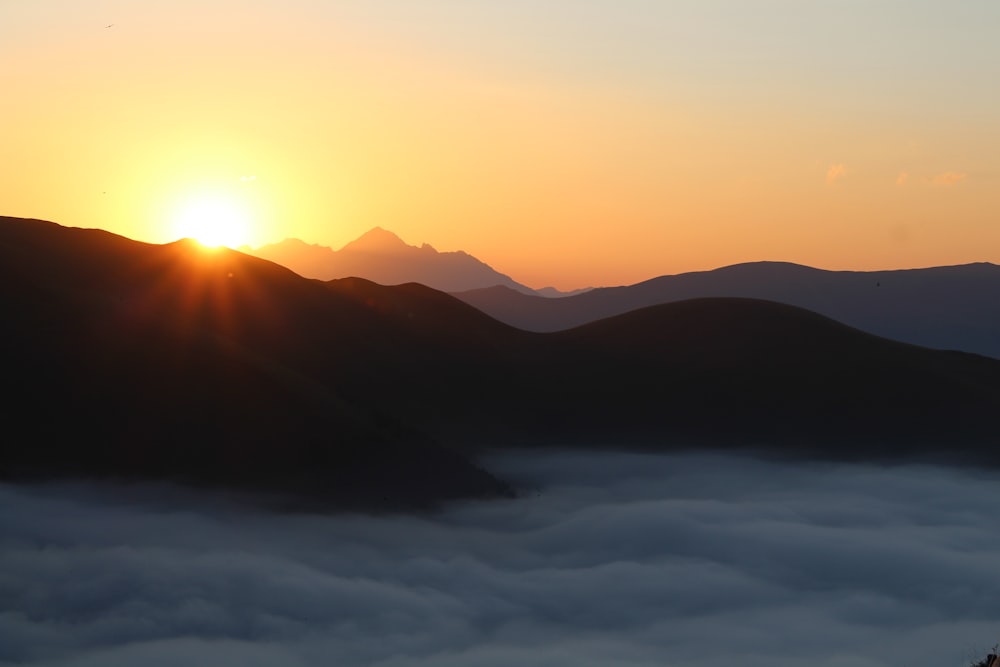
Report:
452,260,1000,359
247,228,588,296
4,216,1000,510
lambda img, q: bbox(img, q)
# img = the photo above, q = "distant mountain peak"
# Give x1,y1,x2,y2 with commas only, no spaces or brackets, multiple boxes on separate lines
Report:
342,227,408,252
247,228,543,294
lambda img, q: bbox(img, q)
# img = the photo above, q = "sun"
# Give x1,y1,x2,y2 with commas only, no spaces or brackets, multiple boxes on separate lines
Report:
171,195,252,249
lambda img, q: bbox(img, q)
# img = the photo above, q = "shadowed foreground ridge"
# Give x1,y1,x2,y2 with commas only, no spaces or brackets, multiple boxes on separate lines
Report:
0,217,509,510
2,217,1000,509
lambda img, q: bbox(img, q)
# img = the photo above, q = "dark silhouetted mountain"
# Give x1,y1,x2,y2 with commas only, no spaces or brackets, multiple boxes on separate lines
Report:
248,228,583,296
452,261,1000,358
0,217,511,511
3,217,1000,510
530,298,1000,456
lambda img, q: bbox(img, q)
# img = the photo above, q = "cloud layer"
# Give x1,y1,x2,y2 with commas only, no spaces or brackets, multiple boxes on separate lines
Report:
2,450,999,667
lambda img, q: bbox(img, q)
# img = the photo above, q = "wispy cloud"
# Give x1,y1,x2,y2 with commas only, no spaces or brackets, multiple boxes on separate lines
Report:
826,163,846,185
896,171,909,186
930,171,967,186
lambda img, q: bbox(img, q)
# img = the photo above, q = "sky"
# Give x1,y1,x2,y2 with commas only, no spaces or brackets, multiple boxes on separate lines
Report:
3,449,1000,667
2,1,998,289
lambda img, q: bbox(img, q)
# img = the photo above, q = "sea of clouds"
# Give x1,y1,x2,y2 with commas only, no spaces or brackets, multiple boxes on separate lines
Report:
2,449,999,667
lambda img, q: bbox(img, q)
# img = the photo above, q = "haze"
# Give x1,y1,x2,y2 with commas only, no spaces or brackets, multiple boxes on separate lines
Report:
3,1,999,289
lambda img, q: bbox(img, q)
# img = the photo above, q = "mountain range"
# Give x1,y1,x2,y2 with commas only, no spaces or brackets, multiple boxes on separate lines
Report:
246,228,588,297
453,261,1000,359
4,216,1000,511
250,228,998,360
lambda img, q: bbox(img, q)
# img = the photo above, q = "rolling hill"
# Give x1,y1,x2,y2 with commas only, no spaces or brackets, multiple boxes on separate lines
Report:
3,217,999,509
452,261,1000,359
0,217,514,510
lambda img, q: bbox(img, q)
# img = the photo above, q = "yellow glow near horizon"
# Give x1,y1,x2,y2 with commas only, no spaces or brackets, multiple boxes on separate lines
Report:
170,194,252,249
2,2,998,290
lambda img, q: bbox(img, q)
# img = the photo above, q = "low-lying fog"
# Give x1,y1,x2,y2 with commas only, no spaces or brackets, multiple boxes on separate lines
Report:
3,450,999,667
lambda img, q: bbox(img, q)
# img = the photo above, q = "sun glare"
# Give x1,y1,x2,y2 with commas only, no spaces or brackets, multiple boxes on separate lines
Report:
171,195,251,248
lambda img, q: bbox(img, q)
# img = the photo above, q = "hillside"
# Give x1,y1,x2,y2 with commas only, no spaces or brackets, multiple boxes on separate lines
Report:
452,261,1000,359
4,217,1000,509
0,217,511,510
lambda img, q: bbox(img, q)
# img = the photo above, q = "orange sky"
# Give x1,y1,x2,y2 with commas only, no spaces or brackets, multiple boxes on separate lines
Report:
2,1,998,289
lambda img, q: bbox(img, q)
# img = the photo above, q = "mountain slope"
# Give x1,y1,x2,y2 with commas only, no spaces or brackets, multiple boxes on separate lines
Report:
533,298,1000,455
249,228,543,294
0,217,511,510
3,217,1000,508
452,261,1000,358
